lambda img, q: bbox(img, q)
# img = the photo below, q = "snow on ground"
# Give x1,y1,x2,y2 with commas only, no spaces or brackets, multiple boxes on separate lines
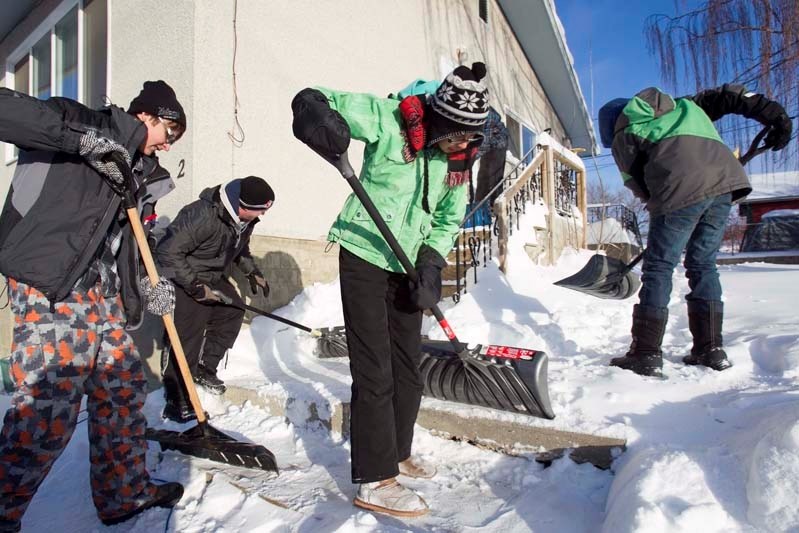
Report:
5,203,799,532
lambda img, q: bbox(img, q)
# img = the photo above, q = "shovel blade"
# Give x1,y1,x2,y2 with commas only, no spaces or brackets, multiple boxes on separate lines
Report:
420,339,555,420
314,326,349,358
554,254,641,300
146,423,279,473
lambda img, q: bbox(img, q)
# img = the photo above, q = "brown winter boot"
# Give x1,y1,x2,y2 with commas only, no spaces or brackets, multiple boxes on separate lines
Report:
610,304,668,377
683,300,732,371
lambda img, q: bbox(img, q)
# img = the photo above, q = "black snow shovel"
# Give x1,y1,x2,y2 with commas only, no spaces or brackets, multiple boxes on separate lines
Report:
291,89,554,419
327,151,554,419
109,154,278,473
554,126,772,300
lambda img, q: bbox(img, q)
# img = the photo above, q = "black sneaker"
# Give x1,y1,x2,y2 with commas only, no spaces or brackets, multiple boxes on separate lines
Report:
100,482,184,526
194,365,226,395
162,401,197,423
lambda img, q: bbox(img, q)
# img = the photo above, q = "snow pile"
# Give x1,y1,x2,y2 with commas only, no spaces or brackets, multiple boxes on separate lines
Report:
763,209,799,219
747,171,799,200
4,199,799,532
603,449,737,533
745,410,799,532
587,217,638,245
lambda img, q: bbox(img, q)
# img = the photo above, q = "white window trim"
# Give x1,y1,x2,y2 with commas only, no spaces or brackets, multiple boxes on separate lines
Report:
4,0,108,165
503,107,538,163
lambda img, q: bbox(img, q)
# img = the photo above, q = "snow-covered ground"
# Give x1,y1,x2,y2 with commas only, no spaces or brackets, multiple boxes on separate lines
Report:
5,204,799,532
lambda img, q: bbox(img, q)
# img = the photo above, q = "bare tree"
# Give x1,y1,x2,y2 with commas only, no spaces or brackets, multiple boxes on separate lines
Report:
645,0,799,162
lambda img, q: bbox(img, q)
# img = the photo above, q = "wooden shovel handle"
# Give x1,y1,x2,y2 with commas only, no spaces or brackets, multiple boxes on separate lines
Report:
125,204,208,423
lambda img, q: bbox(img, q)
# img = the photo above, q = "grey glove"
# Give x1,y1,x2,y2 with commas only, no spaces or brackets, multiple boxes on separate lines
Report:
186,282,232,305
139,276,176,316
78,129,132,186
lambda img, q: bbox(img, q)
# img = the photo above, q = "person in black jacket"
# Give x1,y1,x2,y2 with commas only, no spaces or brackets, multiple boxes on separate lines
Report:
156,176,274,422
0,81,186,529
599,83,792,377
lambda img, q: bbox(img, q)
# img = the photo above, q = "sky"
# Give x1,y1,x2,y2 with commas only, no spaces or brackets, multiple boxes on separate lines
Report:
553,0,760,192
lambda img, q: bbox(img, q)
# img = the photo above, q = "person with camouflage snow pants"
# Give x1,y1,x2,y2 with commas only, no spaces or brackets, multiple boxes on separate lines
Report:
0,81,186,530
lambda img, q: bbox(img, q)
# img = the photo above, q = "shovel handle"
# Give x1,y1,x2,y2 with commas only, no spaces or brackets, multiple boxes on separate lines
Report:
108,154,208,424
738,126,771,166
238,302,317,335
334,153,467,354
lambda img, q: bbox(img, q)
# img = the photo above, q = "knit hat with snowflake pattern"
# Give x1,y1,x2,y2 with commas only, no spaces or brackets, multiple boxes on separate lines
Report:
427,62,489,145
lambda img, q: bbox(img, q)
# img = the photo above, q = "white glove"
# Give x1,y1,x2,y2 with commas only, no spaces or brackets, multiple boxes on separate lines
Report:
78,129,131,186
139,276,176,316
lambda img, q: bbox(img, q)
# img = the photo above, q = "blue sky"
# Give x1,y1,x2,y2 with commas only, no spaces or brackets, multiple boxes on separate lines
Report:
554,0,702,191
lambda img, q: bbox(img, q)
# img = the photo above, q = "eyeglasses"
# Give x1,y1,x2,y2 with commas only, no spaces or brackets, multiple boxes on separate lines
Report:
445,135,478,144
157,116,179,145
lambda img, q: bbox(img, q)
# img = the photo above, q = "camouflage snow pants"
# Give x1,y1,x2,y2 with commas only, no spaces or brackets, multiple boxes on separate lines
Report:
0,279,157,528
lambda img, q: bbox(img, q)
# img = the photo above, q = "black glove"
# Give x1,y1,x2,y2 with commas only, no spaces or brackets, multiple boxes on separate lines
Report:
247,271,270,299
752,98,793,151
409,245,447,311
764,112,793,151
291,88,351,161
139,276,176,316
185,282,231,304
77,129,132,187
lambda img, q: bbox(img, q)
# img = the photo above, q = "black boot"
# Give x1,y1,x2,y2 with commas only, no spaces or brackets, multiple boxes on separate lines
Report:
162,398,197,423
610,304,668,377
683,300,732,371
100,482,184,526
194,363,226,395
161,370,197,423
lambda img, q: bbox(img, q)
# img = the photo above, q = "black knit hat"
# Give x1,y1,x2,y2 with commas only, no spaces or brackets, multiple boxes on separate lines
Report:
127,80,186,129
239,176,274,210
427,62,489,145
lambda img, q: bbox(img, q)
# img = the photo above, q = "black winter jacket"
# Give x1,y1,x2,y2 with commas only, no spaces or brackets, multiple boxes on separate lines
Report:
156,186,260,291
0,88,175,328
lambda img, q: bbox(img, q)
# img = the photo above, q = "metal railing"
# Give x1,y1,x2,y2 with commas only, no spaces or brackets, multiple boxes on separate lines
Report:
449,145,543,302
554,158,578,216
586,204,643,247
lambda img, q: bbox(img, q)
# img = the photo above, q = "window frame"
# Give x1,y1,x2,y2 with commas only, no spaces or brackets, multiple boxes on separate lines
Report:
503,107,537,166
4,0,108,165
479,0,489,25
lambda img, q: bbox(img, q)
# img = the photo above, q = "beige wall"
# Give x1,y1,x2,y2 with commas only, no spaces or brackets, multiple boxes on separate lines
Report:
0,0,575,353
181,0,569,240
0,0,569,240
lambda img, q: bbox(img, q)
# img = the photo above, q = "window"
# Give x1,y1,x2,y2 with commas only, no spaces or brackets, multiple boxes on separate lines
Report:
5,0,108,163
55,6,78,100
505,111,537,165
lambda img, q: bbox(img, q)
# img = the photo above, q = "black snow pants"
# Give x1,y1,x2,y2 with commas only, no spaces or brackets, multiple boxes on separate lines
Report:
161,278,244,407
339,247,424,484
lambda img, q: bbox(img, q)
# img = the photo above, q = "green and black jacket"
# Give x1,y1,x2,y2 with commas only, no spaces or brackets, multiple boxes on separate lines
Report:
610,85,754,216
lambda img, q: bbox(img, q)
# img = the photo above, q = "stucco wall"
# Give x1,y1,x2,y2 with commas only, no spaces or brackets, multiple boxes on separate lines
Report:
0,0,570,243
184,0,569,241
0,0,577,354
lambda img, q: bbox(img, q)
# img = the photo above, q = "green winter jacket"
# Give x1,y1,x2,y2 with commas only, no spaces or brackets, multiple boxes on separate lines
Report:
318,87,467,273
611,87,751,216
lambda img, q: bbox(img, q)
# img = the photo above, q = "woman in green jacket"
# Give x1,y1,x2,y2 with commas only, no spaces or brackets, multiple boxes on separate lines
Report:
312,63,489,517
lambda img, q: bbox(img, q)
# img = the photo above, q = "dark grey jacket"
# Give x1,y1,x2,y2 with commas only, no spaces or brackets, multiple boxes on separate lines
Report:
0,89,175,328
611,85,755,215
156,186,260,291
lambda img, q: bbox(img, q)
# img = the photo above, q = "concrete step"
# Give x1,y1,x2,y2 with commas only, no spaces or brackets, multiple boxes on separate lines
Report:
221,383,625,470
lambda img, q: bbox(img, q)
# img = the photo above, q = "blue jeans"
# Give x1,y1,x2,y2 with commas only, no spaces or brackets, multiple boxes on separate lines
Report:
639,194,732,309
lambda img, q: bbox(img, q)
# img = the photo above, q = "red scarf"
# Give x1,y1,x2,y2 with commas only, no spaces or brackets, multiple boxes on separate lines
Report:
398,95,477,187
